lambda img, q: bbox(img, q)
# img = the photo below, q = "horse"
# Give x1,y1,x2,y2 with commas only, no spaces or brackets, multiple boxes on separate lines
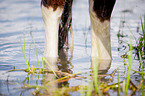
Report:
41,0,116,60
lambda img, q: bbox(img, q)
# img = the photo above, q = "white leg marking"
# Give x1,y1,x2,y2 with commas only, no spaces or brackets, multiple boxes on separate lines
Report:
89,0,111,60
41,5,63,58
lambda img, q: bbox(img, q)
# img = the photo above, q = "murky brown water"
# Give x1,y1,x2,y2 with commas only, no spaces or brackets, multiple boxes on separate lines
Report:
0,0,145,96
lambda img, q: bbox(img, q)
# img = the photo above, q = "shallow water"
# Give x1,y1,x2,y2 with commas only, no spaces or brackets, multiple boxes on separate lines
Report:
0,0,145,96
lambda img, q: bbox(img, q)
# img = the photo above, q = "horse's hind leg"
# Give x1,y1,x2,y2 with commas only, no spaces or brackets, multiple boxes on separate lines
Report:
89,0,116,59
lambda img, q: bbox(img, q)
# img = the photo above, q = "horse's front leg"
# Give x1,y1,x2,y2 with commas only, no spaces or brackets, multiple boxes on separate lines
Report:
41,0,65,58
89,0,116,60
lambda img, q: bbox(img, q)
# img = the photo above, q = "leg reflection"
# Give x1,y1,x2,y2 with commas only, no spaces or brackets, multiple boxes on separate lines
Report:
58,48,73,73
91,58,111,74
57,48,73,88
42,47,74,94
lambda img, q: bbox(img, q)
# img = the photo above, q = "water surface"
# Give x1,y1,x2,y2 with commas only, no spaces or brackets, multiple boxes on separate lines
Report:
0,0,145,96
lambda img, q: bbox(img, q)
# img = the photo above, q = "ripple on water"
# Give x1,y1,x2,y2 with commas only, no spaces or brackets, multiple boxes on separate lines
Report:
0,0,145,95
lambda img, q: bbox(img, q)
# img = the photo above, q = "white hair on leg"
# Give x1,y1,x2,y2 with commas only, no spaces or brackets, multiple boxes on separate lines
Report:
41,5,63,58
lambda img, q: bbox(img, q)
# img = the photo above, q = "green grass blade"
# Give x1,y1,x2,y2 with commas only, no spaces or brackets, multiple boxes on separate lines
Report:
30,33,41,72
125,37,133,94
139,51,144,96
92,58,98,93
140,16,145,95
28,41,31,67
141,17,145,46
20,37,30,71
81,85,85,96
144,15,145,32
92,58,101,96
141,17,145,34
87,79,93,96
22,38,27,64
42,57,57,77
117,69,121,96
42,58,45,72
34,41,41,72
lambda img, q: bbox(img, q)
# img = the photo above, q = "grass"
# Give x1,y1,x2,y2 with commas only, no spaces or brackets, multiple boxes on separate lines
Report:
125,37,133,94
42,57,57,77
136,16,145,96
139,51,145,96
12,38,145,95
138,16,145,94
7,16,145,96
33,37,41,72
92,58,99,93
86,77,93,96
20,33,58,76
20,34,31,71
118,16,145,96
117,68,121,96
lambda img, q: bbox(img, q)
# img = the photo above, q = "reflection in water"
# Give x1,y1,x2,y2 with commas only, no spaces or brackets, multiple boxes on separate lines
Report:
57,48,73,88
91,58,111,74
42,45,112,95
43,46,74,94
44,57,58,71
58,48,73,74
43,56,58,95
0,0,145,95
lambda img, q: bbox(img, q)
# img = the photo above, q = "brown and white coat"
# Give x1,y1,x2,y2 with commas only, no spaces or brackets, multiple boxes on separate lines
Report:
41,0,116,60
